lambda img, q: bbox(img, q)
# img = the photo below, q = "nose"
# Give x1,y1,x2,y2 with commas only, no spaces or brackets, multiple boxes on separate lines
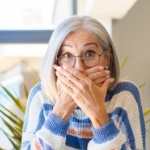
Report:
74,57,86,72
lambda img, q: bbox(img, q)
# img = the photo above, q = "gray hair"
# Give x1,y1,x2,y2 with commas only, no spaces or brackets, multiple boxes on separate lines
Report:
40,15,120,104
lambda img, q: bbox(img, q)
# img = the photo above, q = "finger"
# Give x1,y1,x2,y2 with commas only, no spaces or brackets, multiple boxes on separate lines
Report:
56,78,60,91
54,65,79,82
55,70,75,92
97,83,103,87
88,70,110,80
63,65,86,80
83,66,104,76
57,79,66,95
101,78,114,91
56,69,91,102
93,74,110,85
54,65,87,84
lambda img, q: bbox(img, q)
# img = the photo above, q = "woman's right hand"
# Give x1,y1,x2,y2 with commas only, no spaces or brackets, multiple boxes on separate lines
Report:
52,78,77,121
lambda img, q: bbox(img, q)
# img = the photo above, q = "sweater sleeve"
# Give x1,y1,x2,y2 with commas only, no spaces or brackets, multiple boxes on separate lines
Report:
88,120,127,150
21,84,69,150
88,81,146,150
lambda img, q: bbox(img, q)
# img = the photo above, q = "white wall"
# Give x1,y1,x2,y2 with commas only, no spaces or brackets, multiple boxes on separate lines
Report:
112,0,150,149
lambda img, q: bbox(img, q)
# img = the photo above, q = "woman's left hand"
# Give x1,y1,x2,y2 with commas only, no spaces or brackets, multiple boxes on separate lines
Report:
54,65,114,128
83,65,110,87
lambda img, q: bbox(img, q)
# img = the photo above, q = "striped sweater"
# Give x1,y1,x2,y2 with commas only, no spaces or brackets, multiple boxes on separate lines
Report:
21,81,146,150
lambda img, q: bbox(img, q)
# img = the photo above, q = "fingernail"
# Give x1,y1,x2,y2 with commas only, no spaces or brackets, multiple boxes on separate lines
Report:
110,78,114,83
99,66,104,70
105,70,110,74
106,75,110,78
55,71,58,75
53,65,60,70
104,66,108,70
53,65,57,68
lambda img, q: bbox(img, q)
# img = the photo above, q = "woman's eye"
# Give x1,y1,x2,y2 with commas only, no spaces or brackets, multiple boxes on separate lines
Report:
63,53,73,58
85,50,96,57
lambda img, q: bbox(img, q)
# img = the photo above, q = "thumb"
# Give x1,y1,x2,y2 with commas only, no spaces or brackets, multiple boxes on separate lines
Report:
101,78,114,91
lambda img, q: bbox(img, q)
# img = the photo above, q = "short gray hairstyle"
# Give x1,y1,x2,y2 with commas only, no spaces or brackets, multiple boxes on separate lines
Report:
40,15,120,104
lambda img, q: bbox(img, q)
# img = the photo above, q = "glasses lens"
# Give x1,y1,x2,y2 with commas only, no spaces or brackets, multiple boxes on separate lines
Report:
83,51,99,67
58,51,101,67
58,53,75,67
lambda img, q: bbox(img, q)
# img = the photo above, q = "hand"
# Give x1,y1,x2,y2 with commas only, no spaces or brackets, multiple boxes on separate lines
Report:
54,65,114,128
83,65,110,87
52,78,77,121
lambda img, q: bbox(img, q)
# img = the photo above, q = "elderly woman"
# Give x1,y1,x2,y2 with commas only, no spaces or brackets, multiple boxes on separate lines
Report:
21,16,146,150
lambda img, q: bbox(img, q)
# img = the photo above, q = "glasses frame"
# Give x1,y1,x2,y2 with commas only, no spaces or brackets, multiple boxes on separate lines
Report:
57,51,104,68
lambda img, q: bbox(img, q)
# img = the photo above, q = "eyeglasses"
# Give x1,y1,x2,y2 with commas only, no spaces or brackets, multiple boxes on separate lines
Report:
57,50,104,67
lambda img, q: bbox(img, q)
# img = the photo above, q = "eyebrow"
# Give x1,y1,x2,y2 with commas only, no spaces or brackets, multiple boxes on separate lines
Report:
84,42,98,47
62,42,99,48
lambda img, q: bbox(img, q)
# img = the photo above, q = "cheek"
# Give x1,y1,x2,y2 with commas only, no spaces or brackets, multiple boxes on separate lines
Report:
98,57,108,67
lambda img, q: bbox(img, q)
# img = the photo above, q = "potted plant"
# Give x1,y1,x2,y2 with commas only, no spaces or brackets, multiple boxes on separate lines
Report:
0,85,27,150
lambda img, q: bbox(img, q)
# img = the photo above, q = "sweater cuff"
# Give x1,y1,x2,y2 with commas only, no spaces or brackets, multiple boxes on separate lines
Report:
92,120,119,144
44,113,69,137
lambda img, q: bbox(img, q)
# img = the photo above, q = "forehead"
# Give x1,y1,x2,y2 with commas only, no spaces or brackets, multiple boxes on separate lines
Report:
63,29,99,45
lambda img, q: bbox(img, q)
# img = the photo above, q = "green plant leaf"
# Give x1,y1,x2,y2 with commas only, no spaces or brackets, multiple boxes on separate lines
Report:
146,130,150,138
30,66,40,85
0,109,22,127
144,108,150,116
0,128,20,150
1,118,22,137
0,80,32,149
123,74,130,80
138,83,146,88
0,103,23,122
120,56,129,69
145,118,150,124
0,85,25,112
23,84,29,99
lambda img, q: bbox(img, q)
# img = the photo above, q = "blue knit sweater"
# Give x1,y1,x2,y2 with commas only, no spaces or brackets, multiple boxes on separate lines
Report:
21,81,146,150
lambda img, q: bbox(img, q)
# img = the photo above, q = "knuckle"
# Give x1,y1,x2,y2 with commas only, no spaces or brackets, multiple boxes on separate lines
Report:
68,74,73,79
80,83,85,89
73,70,78,76
93,73,98,79
81,80,91,89
83,70,89,76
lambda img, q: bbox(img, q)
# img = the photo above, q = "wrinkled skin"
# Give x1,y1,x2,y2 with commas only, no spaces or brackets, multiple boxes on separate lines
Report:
52,29,114,128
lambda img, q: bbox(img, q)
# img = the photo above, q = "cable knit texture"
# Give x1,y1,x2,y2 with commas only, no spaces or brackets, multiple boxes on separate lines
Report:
21,81,146,150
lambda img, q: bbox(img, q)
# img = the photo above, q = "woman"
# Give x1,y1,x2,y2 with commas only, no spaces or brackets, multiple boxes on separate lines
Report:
21,16,146,150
